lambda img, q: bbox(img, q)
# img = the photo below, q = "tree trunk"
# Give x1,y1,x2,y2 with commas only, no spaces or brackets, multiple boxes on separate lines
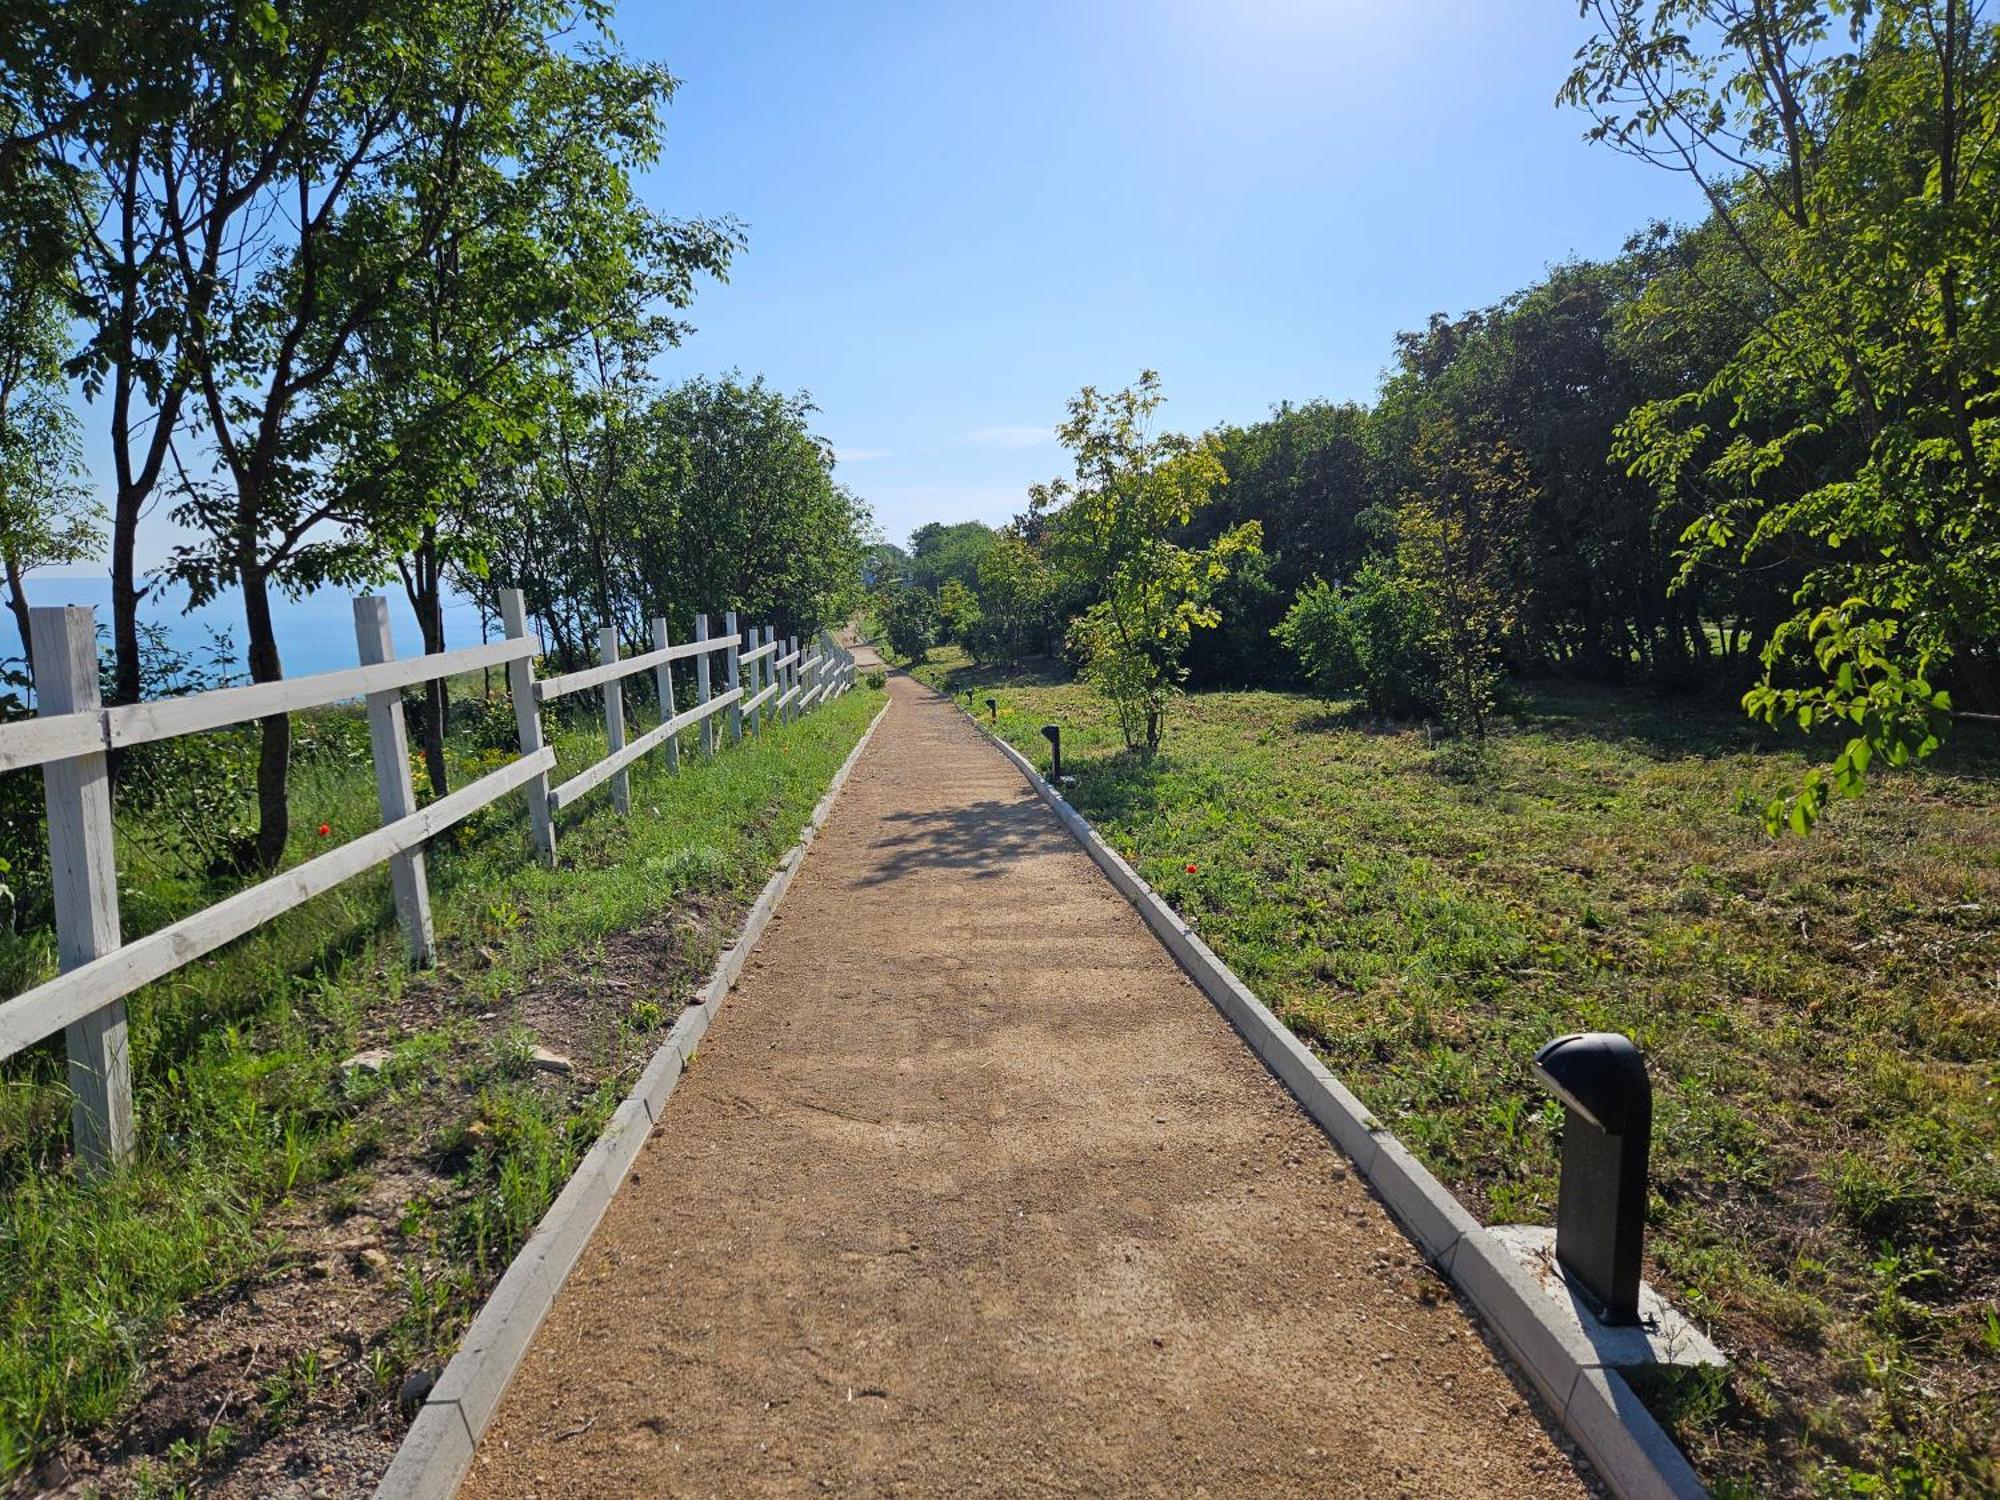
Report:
110,489,143,707
400,528,450,796
1952,647,2000,717
241,565,291,871
3,548,31,678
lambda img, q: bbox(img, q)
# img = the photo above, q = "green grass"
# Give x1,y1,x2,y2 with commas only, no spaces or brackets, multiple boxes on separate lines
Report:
0,680,882,1479
913,644,1999,1499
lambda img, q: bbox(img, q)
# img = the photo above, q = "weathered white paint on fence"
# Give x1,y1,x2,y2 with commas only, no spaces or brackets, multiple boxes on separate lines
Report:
651,617,681,775
725,611,744,746
760,626,777,731
29,607,133,1169
0,750,556,1068
0,636,540,776
740,623,761,740
111,640,534,758
599,628,631,816
694,613,715,760
546,689,743,813
354,597,436,969
500,589,558,867
0,590,858,1168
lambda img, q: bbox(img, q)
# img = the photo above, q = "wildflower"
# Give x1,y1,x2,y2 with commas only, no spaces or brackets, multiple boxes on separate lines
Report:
318,822,332,838
1185,862,1198,874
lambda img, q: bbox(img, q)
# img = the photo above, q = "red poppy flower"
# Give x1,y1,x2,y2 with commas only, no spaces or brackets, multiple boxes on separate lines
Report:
1185,862,1198,874
317,822,332,837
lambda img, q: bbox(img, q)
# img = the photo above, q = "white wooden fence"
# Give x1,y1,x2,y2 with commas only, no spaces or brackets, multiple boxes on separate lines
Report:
0,587,859,1169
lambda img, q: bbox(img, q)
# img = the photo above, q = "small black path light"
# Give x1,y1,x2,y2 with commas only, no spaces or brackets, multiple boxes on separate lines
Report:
1040,723,1062,782
985,696,998,724
1531,1031,1651,1325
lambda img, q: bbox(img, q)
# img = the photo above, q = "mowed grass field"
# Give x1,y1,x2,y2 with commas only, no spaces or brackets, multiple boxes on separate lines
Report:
911,645,1998,1499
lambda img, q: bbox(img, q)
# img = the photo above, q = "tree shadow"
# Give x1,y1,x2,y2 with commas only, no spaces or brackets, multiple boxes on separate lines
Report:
858,798,1077,885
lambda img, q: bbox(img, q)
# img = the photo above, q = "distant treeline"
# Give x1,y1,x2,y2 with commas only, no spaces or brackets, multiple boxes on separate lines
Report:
880,3,1998,829
875,243,1805,694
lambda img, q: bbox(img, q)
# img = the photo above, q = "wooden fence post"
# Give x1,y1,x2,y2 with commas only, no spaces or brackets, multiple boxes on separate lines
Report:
786,636,799,723
759,627,774,731
353,597,435,968
742,622,761,740
499,588,557,866
651,616,680,772
694,613,715,759
30,606,134,1170
600,626,630,815
724,610,744,745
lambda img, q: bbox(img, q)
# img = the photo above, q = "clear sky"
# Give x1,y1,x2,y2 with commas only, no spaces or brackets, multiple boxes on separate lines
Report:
67,0,1711,579
623,0,1708,552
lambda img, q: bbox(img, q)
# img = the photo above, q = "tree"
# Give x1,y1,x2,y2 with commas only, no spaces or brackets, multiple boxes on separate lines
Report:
456,372,867,676
906,520,996,594
1037,373,1260,753
1565,0,2000,829
326,84,737,793
881,584,938,664
937,578,981,648
0,168,99,678
632,376,864,641
1186,401,1377,685
971,531,1056,662
8,3,202,707
80,0,727,867
861,539,908,590
1395,419,1535,738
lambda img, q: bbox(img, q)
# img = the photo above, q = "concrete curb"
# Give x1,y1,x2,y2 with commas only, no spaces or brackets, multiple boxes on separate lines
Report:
375,698,893,1500
968,708,1708,1500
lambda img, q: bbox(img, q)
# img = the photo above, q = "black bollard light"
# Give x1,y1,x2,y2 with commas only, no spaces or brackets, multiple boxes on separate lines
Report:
985,696,998,724
1040,723,1062,781
1531,1032,1651,1325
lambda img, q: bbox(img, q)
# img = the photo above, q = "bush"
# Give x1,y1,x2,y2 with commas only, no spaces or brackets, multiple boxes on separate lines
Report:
937,579,982,649
881,586,939,664
1275,562,1442,719
865,669,886,690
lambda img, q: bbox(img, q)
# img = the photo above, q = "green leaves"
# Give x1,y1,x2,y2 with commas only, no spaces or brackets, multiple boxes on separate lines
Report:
1573,0,2000,833
1036,374,1258,752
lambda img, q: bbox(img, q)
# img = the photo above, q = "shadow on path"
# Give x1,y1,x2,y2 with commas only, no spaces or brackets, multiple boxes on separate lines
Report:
859,799,1074,886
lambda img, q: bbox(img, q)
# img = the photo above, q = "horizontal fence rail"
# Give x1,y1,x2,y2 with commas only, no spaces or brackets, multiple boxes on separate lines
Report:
0,593,859,1169
0,636,541,775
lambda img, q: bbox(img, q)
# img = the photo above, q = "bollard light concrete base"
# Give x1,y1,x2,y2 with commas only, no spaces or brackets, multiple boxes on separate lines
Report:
1489,1225,1725,1374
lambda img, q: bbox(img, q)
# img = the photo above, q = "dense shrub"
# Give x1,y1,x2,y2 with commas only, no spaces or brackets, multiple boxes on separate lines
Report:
1275,563,1441,719
881,586,939,664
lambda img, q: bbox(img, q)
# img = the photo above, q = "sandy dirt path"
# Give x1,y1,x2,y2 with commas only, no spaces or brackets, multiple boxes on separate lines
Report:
458,660,1592,1498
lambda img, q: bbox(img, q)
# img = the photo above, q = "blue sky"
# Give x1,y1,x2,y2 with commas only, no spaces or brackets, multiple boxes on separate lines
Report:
71,0,1710,579
624,0,1708,551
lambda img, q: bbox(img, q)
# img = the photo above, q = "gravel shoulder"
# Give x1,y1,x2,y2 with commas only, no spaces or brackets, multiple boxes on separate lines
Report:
458,664,1595,1498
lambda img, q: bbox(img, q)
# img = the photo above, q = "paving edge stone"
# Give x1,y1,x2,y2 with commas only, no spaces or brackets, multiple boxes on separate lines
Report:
374,699,893,1500
969,705,1709,1500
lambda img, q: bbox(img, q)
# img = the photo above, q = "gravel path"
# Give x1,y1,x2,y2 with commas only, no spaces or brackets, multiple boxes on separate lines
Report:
458,659,1593,1498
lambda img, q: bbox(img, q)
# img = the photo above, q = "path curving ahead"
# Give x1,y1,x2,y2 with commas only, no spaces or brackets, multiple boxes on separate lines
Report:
457,658,1591,1498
